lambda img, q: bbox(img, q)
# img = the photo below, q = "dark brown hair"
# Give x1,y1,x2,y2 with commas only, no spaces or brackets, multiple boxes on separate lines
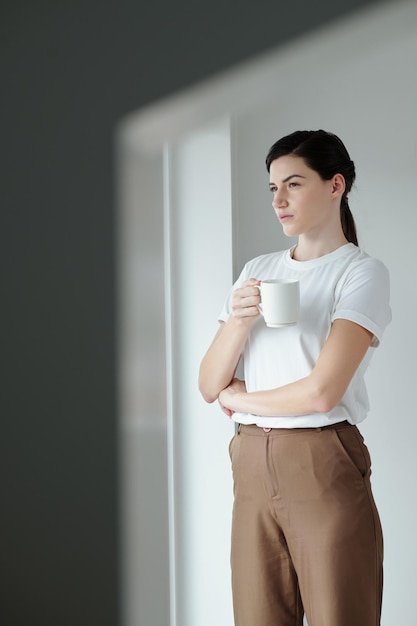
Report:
266,130,358,246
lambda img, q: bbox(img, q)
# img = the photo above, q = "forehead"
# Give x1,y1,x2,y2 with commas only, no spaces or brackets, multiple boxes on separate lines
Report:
269,155,312,179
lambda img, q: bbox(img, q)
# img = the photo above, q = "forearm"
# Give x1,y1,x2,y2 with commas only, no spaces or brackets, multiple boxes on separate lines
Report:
198,317,252,403
221,375,326,417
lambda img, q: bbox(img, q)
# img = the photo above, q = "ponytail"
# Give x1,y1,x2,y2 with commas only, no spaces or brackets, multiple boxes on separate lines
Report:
341,197,358,246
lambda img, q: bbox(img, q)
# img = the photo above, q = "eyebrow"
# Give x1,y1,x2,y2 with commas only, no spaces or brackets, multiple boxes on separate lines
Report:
269,174,306,187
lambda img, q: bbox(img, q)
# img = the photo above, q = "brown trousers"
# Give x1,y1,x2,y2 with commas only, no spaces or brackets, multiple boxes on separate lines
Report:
229,421,383,626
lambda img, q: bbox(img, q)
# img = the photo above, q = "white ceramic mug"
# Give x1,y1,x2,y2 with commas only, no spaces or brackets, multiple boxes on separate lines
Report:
259,279,300,327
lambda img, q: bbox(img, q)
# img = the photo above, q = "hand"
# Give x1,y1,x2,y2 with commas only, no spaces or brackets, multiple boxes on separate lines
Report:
218,378,247,416
218,397,234,418
231,279,261,322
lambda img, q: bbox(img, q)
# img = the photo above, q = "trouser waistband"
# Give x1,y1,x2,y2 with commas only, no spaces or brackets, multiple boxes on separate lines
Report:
236,420,351,435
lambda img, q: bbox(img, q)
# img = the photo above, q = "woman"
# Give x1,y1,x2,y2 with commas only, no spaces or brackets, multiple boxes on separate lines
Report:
198,130,391,626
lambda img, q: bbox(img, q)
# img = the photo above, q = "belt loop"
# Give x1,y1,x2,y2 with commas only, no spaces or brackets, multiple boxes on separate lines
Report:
237,423,241,434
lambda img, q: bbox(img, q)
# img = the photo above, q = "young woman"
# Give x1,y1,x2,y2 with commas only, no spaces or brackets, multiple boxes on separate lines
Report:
199,130,391,626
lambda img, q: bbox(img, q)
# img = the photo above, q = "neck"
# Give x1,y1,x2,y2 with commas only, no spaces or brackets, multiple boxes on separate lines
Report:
292,235,349,262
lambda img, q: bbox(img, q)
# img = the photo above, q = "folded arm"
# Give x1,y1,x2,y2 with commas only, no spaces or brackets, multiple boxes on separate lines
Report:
218,318,373,417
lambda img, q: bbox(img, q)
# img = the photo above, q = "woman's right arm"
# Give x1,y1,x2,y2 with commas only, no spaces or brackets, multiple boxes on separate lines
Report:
198,279,261,403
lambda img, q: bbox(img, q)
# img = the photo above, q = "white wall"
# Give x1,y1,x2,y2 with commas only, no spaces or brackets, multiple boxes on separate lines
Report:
165,119,235,626
118,118,236,626
230,6,417,624
118,1,417,625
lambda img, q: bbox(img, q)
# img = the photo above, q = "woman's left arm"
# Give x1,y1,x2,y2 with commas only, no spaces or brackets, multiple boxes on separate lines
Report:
218,319,373,417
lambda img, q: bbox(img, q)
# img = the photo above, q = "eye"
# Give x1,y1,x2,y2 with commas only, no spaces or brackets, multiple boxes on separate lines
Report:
288,181,300,188
269,185,277,193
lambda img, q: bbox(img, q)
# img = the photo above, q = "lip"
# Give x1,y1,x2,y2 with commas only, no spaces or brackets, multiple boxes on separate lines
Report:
278,214,294,222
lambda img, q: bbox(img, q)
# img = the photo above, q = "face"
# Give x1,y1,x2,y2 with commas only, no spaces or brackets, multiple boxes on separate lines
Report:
269,155,342,240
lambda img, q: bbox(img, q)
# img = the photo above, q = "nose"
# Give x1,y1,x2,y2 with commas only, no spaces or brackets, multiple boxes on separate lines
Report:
272,190,288,210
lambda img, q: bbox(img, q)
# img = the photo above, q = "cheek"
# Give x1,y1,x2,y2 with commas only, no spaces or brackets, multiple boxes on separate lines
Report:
304,193,326,214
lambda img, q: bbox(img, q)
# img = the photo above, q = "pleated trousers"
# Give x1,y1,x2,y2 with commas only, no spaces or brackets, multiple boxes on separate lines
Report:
229,421,383,626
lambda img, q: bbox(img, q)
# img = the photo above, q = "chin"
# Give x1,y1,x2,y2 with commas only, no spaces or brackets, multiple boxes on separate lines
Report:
282,225,299,238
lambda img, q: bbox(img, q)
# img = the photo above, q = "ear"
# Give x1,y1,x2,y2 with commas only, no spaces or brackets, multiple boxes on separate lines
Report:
331,173,346,200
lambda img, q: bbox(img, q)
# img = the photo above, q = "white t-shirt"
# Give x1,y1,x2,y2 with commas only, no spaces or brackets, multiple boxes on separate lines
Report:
218,243,392,428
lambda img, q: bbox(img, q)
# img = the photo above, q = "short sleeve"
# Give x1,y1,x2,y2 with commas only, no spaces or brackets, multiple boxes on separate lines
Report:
332,257,392,347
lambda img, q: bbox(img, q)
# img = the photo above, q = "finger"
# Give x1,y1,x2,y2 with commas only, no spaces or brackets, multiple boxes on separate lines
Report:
242,278,261,287
232,289,261,308
231,300,261,317
218,399,234,417
238,285,261,298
